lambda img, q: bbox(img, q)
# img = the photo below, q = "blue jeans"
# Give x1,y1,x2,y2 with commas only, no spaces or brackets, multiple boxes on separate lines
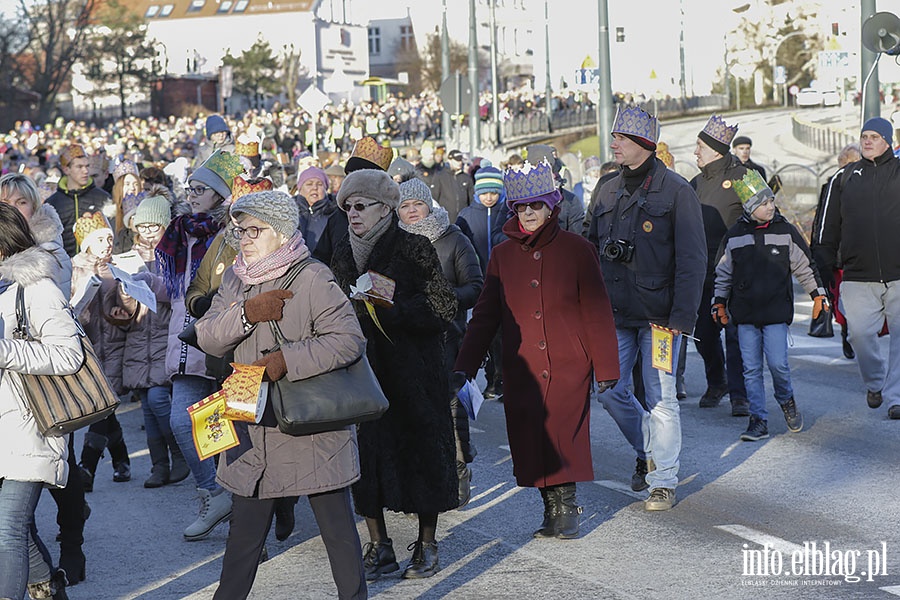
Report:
0,478,45,598
737,324,793,421
170,375,218,491
140,385,174,440
599,327,681,490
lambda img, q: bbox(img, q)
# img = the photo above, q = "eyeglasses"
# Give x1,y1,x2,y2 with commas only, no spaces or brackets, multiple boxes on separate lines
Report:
187,185,211,196
136,223,162,233
231,225,270,240
514,201,548,213
341,200,382,213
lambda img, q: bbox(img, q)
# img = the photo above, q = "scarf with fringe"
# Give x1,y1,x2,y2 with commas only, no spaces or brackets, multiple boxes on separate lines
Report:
155,213,222,298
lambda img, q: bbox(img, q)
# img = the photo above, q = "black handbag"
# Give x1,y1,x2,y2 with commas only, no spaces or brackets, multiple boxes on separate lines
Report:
263,260,389,436
808,307,834,338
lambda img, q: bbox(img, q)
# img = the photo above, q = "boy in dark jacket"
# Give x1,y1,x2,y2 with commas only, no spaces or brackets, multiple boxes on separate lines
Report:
713,170,828,441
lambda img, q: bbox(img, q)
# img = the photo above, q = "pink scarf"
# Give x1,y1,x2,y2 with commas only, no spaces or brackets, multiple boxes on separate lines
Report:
232,231,310,285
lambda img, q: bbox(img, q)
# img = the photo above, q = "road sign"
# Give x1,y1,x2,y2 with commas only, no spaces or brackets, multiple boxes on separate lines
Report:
818,50,851,75
439,74,473,115
575,68,599,85
775,65,787,85
219,66,233,99
297,85,331,115
789,85,800,96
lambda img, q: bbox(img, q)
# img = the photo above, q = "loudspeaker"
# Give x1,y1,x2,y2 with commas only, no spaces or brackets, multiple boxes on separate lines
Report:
862,12,900,54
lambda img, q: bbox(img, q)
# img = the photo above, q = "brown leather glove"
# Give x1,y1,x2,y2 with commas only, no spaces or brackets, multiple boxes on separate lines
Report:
712,302,729,326
243,289,294,324
812,295,829,320
252,350,287,382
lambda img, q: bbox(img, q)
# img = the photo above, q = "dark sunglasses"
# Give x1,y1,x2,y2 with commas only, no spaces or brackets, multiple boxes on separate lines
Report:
514,201,548,213
341,200,382,213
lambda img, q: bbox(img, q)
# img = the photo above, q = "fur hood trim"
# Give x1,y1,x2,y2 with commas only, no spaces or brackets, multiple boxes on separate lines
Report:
0,246,59,286
29,203,64,247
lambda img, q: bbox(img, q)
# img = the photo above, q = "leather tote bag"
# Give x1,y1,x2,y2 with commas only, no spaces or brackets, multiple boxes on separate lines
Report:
12,286,120,436
808,306,834,338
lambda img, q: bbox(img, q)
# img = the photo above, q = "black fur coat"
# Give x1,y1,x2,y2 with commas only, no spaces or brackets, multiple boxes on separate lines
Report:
330,217,460,516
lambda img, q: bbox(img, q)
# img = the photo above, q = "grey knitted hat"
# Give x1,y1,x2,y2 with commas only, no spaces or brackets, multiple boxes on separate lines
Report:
230,190,299,238
133,194,172,228
337,169,401,210
398,178,434,207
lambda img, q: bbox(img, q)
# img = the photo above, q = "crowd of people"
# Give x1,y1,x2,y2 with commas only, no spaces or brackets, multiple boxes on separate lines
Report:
0,97,893,600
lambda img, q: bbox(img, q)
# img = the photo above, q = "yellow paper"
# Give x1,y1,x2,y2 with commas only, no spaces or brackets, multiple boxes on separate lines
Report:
363,299,393,344
188,390,240,461
651,323,675,374
221,363,269,423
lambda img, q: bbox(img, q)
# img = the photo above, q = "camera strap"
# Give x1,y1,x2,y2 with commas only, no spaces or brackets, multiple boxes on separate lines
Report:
608,158,659,245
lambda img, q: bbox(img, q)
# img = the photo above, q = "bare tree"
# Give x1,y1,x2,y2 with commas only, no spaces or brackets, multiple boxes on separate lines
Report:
280,43,303,108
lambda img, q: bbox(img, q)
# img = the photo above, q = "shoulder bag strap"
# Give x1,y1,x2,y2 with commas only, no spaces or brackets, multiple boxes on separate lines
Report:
267,258,316,347
13,286,30,341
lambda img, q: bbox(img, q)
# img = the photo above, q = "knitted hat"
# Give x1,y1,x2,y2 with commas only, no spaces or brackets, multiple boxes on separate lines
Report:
337,169,400,210
113,159,140,182
611,105,659,150
134,194,172,228
205,114,229,137
504,160,561,211
388,157,416,181
398,178,434,208
345,136,394,173
732,170,774,215
190,150,243,200
698,115,738,156
862,117,894,147
60,144,87,169
296,166,328,191
230,190,299,238
474,160,504,194
74,212,113,252
732,135,752,148
232,176,273,202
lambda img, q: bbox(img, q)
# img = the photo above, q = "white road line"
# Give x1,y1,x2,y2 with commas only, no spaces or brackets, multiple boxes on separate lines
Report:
720,440,743,459
880,585,900,596
593,480,646,500
793,354,854,366
715,524,804,555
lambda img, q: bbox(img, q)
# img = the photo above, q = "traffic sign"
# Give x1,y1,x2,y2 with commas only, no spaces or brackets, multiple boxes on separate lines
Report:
297,85,331,115
775,65,787,85
439,74,473,115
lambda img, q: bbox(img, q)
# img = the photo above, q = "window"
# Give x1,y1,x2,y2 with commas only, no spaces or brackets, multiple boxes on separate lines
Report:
233,0,248,12
160,4,174,16
145,5,159,17
217,0,232,12
399,24,414,52
187,0,205,12
368,27,381,55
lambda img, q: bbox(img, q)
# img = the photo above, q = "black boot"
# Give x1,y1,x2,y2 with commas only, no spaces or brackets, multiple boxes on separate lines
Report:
456,461,472,508
57,543,86,586
555,483,582,539
362,538,399,581
79,431,107,493
274,496,298,541
165,433,191,484
533,486,560,538
107,427,131,483
51,435,86,585
144,437,170,488
842,325,855,359
401,541,439,579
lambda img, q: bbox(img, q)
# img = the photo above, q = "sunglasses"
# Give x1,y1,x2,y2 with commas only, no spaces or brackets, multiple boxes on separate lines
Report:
187,185,211,196
231,225,270,240
514,201,548,213
341,200,382,213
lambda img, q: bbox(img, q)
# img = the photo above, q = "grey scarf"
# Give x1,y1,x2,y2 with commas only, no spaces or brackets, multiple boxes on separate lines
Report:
398,204,450,243
348,213,393,274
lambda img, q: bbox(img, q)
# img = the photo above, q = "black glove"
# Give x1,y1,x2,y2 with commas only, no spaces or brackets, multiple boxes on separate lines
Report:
190,295,212,318
596,379,618,394
450,371,468,399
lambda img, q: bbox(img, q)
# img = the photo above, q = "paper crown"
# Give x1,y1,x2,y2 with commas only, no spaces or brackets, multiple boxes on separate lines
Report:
234,134,260,158
345,136,394,173
198,150,244,186
113,159,140,182
74,211,111,249
611,105,659,145
732,169,773,213
701,115,738,148
504,160,557,203
655,141,675,169
232,176,274,202
60,144,87,169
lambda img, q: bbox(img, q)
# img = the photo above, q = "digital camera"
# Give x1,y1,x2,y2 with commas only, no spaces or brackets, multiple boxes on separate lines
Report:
602,239,635,263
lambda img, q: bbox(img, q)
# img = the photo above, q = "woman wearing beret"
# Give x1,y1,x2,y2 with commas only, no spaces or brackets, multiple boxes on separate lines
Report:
454,160,620,540
329,168,459,580
196,190,367,600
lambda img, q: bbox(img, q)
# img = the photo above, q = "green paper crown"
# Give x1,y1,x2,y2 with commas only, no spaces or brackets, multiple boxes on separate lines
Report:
199,150,244,186
732,169,772,207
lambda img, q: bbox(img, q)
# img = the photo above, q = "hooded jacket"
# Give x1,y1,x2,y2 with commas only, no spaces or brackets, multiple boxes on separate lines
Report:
0,247,83,487
456,191,509,274
46,176,113,257
29,203,72,300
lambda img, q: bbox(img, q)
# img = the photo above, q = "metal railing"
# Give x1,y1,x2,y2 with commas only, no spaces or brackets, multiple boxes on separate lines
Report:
792,115,856,156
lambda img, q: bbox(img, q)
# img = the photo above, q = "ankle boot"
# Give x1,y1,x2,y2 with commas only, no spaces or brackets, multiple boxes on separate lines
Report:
27,569,69,599
274,496,298,541
555,483,582,539
401,541,439,579
362,538,399,580
533,486,560,538
184,488,232,540
165,433,191,484
79,432,107,492
144,437,170,488
107,428,131,482
57,544,85,585
841,326,855,359
456,461,472,508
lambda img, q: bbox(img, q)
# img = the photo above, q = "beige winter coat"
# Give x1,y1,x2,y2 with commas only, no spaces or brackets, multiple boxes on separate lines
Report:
195,258,365,498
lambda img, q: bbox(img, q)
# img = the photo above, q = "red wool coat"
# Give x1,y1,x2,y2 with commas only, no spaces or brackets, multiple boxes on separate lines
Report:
455,211,619,488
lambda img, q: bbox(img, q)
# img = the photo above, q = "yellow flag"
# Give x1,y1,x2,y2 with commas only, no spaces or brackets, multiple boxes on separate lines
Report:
188,390,240,461
651,323,675,374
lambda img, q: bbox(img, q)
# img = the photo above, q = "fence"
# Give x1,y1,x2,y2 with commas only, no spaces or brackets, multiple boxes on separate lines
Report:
792,115,856,157
59,101,154,124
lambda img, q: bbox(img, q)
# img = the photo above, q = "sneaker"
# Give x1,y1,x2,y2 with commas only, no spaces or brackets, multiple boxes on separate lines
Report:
184,488,232,541
889,405,900,420
780,397,803,432
740,416,769,442
630,457,649,492
730,397,750,417
867,390,884,409
645,487,676,511
699,385,727,408
362,539,399,581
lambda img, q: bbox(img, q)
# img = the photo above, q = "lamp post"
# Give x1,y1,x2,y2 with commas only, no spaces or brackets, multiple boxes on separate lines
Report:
544,0,552,120
441,0,451,144
489,0,500,146
596,0,613,163
770,30,805,105
861,0,880,123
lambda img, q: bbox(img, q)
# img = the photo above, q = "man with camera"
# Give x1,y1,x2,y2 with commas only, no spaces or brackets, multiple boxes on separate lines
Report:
588,106,706,511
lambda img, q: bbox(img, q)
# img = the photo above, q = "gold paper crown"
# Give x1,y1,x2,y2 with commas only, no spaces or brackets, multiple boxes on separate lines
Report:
732,170,773,208
234,134,260,158
199,150,244,186
232,176,274,201
346,136,393,172
74,211,111,248
701,115,738,147
504,160,557,203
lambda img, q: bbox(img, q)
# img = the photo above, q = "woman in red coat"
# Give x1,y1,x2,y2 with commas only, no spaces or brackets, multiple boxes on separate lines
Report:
454,159,619,540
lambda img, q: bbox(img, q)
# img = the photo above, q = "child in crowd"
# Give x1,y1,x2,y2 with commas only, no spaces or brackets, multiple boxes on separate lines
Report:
713,170,828,441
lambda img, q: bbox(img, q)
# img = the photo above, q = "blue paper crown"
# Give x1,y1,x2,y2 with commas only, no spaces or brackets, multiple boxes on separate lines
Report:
611,105,659,144
504,160,556,203
701,115,738,146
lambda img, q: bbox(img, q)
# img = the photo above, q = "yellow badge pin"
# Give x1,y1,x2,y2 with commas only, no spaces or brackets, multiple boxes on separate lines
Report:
643,220,653,233
722,180,732,189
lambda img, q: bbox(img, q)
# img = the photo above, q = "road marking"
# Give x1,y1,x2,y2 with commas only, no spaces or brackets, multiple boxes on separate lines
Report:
129,549,226,597
469,426,485,433
594,479,645,500
720,440,743,458
715,524,804,554
793,354,854,366
880,585,900,596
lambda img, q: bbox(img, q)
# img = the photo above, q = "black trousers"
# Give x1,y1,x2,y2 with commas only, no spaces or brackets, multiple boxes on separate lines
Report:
49,435,84,549
694,283,747,398
213,487,366,600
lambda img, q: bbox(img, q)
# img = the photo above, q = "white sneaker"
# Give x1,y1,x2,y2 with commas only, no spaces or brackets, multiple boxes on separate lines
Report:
184,487,232,540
